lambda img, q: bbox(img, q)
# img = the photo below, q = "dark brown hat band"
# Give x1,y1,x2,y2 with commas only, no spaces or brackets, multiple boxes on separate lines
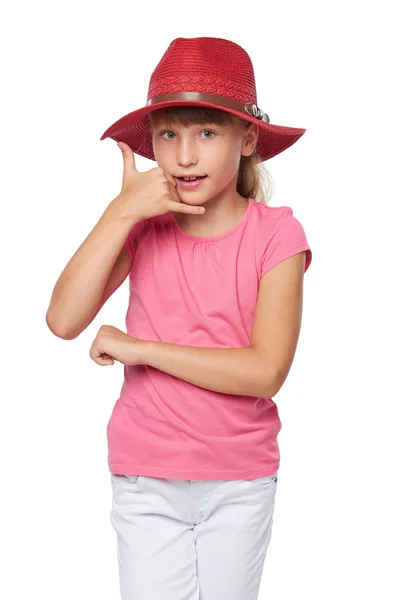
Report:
146,92,270,124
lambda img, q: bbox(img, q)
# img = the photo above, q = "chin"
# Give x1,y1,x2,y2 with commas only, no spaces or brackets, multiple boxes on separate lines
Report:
179,194,208,205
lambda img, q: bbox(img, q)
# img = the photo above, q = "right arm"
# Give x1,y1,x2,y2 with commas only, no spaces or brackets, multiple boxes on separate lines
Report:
46,140,206,340
45,197,139,340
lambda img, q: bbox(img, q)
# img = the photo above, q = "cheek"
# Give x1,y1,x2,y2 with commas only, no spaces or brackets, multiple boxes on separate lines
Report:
211,139,241,167
152,142,171,169
152,140,161,161
211,150,241,179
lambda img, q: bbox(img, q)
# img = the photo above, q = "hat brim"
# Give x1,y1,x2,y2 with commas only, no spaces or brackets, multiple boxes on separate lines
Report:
100,100,306,162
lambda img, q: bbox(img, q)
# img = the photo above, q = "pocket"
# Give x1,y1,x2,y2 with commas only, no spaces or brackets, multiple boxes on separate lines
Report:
245,473,278,488
111,473,140,485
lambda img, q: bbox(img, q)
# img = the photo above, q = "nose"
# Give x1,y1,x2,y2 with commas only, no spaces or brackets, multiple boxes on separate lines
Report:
176,137,198,167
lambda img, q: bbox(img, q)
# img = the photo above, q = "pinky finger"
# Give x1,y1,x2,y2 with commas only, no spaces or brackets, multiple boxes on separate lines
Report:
168,200,205,214
100,354,114,365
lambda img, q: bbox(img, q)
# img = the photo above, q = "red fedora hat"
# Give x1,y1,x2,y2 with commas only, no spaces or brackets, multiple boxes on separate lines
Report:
100,37,306,162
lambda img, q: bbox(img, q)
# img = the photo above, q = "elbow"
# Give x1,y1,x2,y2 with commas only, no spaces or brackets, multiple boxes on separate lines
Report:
259,370,287,399
45,311,77,340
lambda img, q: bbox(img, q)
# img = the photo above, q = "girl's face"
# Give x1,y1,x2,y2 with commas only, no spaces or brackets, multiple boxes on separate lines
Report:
150,118,258,206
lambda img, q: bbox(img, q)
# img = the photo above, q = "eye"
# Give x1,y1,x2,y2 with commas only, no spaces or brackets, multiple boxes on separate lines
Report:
200,130,216,139
160,130,176,139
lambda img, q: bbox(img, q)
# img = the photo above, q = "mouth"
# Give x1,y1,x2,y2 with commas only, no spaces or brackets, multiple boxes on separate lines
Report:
175,175,208,190
176,175,207,181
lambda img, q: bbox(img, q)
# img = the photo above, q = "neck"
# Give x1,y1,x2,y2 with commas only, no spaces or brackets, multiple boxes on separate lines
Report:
173,190,249,237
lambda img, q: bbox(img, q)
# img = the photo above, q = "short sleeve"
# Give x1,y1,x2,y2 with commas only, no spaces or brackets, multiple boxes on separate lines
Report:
123,218,147,262
261,207,312,277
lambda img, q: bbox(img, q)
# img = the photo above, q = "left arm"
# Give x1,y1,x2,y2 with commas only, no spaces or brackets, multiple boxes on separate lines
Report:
138,251,307,398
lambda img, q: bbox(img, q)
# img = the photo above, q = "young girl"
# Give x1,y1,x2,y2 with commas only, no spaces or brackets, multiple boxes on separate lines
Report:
46,37,312,600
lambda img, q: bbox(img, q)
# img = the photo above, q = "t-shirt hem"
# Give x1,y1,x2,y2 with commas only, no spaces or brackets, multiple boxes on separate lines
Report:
108,462,280,480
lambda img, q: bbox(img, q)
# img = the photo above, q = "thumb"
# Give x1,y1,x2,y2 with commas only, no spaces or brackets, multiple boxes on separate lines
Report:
117,141,139,176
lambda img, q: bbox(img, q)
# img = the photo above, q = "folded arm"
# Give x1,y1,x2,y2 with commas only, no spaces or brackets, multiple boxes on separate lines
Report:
138,251,307,398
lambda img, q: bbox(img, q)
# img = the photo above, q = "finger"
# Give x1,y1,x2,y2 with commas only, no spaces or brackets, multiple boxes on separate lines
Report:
117,141,139,176
99,354,114,365
167,181,182,204
168,200,205,214
164,172,177,187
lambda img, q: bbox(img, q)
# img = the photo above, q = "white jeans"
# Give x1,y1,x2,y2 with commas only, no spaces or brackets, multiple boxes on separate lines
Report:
110,471,278,600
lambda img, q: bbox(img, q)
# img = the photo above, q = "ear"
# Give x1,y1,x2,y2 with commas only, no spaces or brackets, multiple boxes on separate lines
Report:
241,123,259,157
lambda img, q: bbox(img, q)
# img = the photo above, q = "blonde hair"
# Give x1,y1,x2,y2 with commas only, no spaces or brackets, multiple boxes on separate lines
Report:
147,106,274,205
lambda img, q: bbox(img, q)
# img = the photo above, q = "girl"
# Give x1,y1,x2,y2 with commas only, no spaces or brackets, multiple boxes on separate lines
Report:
46,37,312,600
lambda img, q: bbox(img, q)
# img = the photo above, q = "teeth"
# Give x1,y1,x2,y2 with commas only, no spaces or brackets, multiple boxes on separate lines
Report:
183,177,197,181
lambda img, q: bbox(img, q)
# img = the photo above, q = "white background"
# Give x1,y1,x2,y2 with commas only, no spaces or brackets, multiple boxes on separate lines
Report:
1,1,399,598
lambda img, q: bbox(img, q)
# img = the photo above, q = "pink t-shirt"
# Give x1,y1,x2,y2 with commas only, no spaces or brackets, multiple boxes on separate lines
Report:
107,198,312,480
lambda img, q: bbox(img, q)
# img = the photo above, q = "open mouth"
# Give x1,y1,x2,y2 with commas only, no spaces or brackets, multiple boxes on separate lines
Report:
175,175,208,190
177,176,207,181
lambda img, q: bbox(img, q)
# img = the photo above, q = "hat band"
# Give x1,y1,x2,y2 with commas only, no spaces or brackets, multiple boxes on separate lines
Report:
146,92,270,124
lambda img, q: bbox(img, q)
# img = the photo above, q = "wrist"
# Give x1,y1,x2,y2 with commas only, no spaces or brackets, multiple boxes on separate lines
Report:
135,339,154,366
109,195,143,224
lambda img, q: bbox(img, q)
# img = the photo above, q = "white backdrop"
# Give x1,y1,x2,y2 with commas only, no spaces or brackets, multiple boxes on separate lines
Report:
1,1,399,599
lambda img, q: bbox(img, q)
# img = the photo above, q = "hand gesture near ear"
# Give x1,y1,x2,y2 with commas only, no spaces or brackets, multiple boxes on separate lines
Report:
115,141,205,222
